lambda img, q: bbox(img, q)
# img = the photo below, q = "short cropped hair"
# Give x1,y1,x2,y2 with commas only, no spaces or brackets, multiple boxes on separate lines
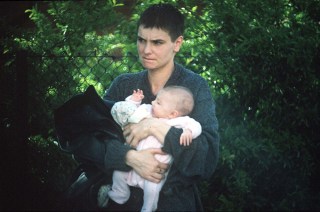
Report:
137,3,184,41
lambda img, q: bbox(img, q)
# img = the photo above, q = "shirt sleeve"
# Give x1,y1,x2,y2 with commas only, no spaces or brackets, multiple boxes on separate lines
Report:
104,139,134,171
102,75,134,171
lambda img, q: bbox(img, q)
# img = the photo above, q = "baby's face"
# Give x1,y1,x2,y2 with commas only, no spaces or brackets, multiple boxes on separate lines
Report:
151,91,176,118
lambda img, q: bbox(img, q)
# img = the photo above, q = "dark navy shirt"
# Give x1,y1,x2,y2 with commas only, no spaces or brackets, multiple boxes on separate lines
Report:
104,63,219,211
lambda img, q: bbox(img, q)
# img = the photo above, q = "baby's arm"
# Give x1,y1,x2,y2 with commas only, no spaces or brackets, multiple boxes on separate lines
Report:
176,116,202,146
180,128,193,146
130,89,144,102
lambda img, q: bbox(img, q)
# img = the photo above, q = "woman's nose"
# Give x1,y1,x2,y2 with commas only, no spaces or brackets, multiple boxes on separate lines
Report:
144,42,151,54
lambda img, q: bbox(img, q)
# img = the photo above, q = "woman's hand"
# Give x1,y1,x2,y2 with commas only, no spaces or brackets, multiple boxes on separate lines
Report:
123,118,153,148
126,148,169,183
123,118,171,148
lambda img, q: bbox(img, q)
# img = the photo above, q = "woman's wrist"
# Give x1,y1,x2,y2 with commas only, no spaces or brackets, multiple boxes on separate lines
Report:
125,149,137,167
149,118,171,144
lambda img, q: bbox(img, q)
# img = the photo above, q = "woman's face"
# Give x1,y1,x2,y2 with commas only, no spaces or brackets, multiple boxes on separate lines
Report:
137,26,182,72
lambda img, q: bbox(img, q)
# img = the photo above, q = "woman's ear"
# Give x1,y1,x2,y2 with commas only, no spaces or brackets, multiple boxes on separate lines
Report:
173,36,183,53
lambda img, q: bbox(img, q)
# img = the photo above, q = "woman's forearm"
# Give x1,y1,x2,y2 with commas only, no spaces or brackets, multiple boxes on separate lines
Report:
148,118,172,144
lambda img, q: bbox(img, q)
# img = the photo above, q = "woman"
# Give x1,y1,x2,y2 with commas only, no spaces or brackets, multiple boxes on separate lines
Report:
103,3,219,211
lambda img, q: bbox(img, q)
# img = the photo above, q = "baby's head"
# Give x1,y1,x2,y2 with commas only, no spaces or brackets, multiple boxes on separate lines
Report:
151,86,194,119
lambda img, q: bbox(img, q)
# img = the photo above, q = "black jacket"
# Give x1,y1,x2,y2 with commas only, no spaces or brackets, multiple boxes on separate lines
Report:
54,86,145,211
54,85,125,154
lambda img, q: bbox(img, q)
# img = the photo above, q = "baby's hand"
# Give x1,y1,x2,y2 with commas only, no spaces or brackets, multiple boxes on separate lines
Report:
132,89,144,102
180,129,193,146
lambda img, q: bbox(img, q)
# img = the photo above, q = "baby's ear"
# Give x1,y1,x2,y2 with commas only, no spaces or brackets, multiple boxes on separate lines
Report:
170,110,180,118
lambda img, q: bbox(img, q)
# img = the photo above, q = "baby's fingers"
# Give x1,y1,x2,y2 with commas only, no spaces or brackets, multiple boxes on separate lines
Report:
180,136,187,146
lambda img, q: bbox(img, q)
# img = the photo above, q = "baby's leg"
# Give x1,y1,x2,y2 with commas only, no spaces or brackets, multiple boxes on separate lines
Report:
141,177,166,212
108,170,131,204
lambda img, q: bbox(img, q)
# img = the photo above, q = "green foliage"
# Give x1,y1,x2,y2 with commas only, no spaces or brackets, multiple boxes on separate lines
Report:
200,94,319,210
26,135,78,209
206,0,320,134
7,1,143,135
28,135,77,190
189,0,319,210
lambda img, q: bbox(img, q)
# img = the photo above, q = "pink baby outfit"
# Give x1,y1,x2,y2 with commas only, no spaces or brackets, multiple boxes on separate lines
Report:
109,97,202,212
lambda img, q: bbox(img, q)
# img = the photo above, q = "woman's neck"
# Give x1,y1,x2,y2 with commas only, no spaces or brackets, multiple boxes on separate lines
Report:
148,63,174,95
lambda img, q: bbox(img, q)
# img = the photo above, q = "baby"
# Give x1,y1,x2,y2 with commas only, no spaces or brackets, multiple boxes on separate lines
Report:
98,85,202,211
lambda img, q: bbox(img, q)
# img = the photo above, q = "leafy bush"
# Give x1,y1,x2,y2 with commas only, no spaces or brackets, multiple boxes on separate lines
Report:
26,135,78,210
200,94,320,211
194,1,320,210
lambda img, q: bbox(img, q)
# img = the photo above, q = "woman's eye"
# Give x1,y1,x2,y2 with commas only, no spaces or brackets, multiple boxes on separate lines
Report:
153,41,163,45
